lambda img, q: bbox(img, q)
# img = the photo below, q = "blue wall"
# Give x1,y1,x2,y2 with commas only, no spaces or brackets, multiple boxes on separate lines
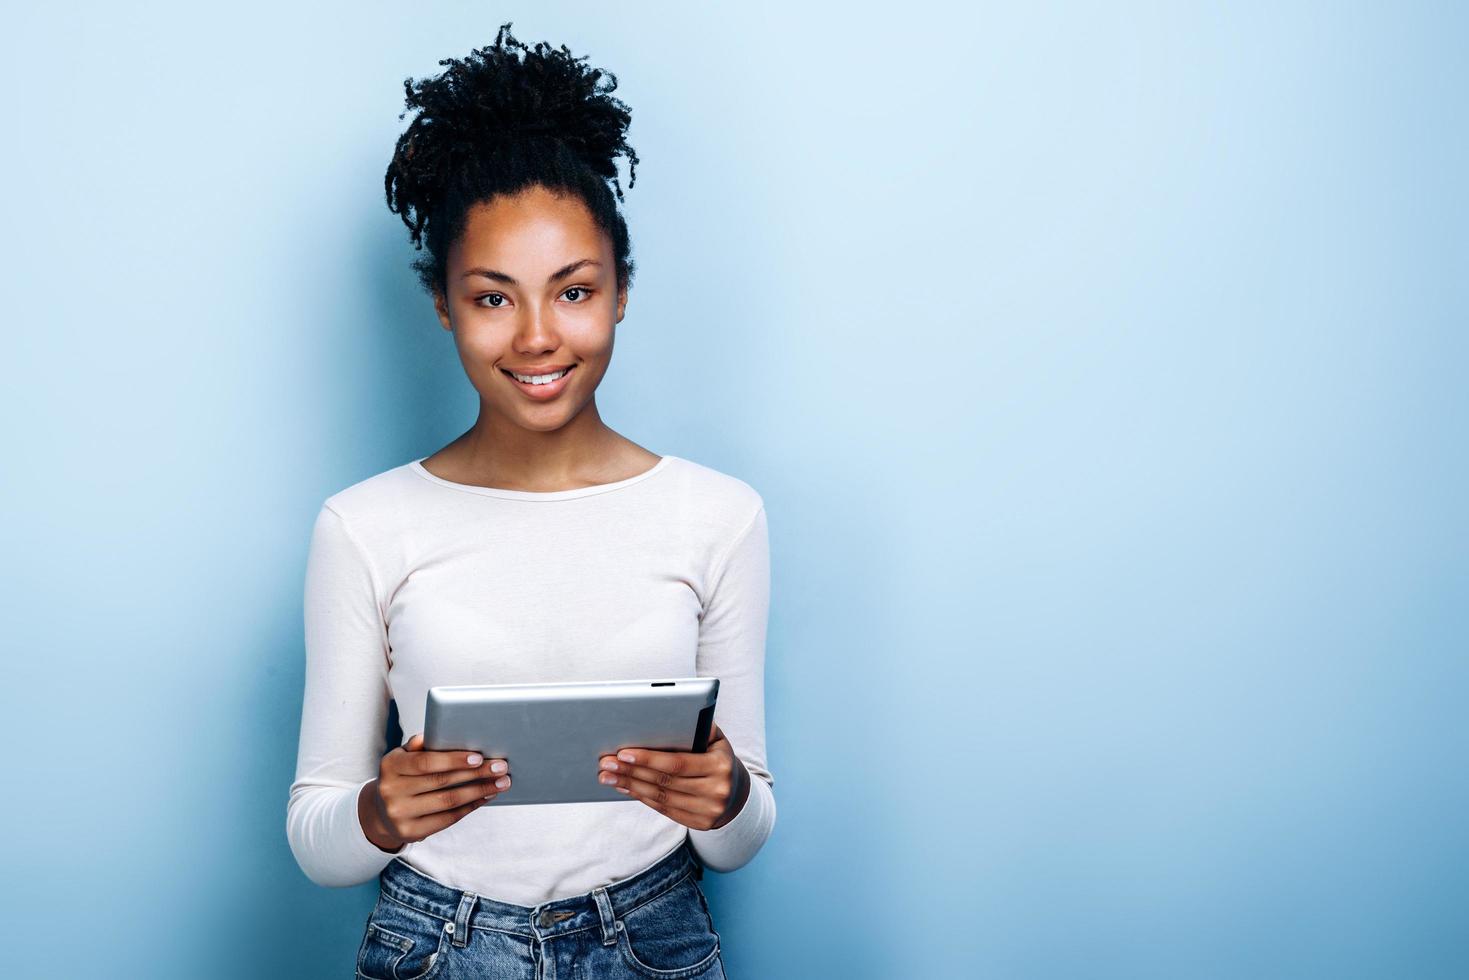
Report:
3,3,1464,977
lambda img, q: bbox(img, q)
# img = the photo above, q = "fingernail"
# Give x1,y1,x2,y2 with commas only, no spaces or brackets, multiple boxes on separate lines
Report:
467,753,483,766
601,759,618,771
496,776,510,789
618,751,636,763
491,760,508,774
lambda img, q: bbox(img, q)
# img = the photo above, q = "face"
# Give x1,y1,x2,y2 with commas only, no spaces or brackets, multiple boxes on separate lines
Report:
433,184,627,432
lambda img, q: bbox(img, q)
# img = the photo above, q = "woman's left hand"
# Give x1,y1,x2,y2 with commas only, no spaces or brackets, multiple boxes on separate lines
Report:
598,722,751,830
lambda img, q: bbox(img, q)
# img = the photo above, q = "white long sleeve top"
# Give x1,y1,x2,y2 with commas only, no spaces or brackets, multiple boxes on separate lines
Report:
285,453,776,905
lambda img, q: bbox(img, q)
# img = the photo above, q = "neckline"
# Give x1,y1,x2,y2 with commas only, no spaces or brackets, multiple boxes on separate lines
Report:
408,454,676,501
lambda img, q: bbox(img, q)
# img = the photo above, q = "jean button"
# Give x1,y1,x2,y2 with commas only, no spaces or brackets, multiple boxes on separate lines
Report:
537,910,553,928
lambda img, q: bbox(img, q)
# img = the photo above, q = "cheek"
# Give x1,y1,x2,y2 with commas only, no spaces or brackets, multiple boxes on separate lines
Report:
453,327,505,364
583,335,616,361
562,324,616,362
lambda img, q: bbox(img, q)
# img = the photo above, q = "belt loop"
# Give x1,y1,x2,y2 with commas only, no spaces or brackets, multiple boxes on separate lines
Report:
686,837,705,880
451,891,477,948
591,885,618,946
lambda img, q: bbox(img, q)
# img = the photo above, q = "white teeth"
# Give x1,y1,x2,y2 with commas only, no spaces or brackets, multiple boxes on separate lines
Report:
509,368,570,385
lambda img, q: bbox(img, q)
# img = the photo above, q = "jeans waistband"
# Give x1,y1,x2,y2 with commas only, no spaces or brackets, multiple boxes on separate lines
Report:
376,835,704,945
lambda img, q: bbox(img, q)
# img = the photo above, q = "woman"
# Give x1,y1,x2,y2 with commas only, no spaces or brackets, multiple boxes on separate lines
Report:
285,24,775,979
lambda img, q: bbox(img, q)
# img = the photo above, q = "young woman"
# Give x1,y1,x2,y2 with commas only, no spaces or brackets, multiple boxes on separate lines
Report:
285,24,774,980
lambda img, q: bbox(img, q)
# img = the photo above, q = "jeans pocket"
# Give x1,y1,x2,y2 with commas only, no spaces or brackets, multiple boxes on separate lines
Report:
613,872,723,979
355,897,449,980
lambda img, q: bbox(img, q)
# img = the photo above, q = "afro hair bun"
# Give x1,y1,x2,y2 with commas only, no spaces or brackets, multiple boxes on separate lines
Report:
384,22,641,297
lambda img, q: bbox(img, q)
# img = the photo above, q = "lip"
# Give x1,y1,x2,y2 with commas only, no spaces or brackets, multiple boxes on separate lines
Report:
501,363,576,400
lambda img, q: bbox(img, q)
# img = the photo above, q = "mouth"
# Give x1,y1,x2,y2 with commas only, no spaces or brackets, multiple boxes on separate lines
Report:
501,363,577,399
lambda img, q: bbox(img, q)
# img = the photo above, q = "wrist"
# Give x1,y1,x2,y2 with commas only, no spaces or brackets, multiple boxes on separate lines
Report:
710,759,752,830
358,779,405,853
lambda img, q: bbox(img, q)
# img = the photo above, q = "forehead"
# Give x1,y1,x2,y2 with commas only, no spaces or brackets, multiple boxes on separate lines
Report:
450,187,607,268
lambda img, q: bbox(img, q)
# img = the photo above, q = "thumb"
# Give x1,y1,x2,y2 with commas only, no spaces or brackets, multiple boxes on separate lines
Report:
405,732,425,751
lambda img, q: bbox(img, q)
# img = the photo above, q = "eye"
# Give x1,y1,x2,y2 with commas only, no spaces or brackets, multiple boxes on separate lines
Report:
473,288,592,308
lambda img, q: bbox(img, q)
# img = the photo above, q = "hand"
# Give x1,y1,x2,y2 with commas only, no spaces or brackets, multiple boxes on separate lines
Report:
597,722,751,831
359,733,512,852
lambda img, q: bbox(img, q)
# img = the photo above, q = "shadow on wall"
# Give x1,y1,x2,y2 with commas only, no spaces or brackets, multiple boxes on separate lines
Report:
201,205,459,979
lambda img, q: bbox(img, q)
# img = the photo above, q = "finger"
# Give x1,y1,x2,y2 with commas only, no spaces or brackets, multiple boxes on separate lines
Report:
402,789,499,840
603,738,733,780
599,755,721,791
423,753,509,778
611,771,725,821
401,732,494,771
599,763,728,805
608,745,710,778
397,775,508,820
392,744,506,779
408,760,512,797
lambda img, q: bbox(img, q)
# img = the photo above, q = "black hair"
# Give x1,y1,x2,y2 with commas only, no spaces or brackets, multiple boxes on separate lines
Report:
384,22,640,299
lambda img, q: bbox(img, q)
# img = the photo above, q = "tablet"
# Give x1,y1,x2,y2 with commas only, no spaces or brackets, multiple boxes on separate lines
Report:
423,677,720,806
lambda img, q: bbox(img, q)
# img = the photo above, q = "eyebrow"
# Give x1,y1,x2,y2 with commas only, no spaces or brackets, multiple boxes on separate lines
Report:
460,258,602,286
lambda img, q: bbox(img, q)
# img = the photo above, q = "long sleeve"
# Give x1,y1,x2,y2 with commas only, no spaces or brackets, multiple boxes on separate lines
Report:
285,504,399,887
688,504,777,872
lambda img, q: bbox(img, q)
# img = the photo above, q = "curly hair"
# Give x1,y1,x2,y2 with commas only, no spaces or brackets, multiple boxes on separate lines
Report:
384,22,640,299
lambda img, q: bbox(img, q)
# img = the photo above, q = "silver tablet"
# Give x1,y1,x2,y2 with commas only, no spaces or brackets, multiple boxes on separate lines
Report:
423,677,720,806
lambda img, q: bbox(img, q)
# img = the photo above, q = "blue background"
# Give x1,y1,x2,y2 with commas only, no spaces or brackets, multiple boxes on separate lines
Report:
3,2,1465,977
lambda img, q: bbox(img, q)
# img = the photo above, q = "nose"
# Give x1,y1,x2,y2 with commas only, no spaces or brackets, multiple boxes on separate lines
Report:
512,301,561,355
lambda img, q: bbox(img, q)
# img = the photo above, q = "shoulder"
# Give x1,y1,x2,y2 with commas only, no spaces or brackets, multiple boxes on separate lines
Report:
661,458,763,520
317,459,422,534
660,455,765,537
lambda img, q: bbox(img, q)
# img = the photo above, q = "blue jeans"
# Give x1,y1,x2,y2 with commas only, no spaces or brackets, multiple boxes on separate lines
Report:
355,838,727,979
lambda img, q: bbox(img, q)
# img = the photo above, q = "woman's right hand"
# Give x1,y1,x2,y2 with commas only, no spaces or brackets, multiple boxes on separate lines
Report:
358,732,511,852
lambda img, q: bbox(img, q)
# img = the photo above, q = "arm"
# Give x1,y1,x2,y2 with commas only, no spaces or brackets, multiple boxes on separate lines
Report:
687,504,777,872
285,504,401,887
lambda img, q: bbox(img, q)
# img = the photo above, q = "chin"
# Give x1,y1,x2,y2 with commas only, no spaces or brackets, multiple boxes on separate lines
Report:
513,409,579,431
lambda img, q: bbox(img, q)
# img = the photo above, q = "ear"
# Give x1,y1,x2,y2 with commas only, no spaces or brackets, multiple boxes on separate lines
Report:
615,282,628,324
433,288,453,332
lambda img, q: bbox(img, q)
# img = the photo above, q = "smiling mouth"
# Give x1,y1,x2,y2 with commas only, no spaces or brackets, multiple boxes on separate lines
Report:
501,365,576,384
